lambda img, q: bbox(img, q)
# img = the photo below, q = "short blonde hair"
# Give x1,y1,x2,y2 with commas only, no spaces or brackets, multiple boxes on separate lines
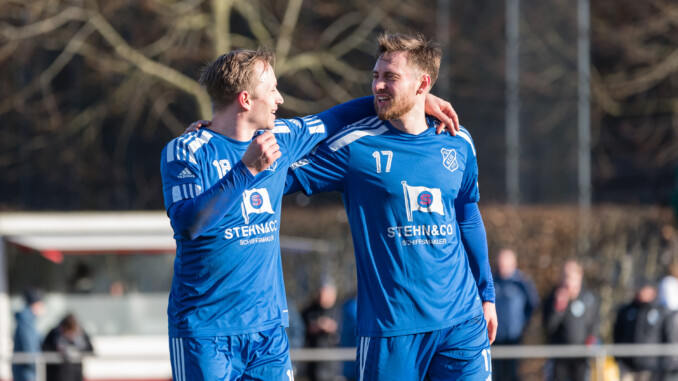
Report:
376,32,442,86
199,48,275,110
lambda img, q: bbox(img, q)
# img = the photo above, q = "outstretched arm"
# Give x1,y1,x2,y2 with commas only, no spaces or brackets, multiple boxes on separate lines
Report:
456,201,496,343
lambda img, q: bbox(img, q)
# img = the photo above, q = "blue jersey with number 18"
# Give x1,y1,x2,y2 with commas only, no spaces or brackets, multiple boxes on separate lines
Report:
160,98,375,338
291,117,485,337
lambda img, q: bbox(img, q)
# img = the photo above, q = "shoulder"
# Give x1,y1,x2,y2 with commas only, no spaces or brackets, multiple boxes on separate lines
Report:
163,130,215,164
430,122,477,158
324,116,387,152
514,270,534,284
273,115,325,135
453,126,477,157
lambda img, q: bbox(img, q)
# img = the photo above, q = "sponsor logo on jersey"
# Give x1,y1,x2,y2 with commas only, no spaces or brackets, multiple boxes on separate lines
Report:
224,220,277,240
402,182,445,222
177,167,195,179
441,148,459,173
241,188,275,223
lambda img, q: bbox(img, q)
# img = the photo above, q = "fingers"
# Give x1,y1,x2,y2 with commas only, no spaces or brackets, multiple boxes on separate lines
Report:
243,131,281,175
489,318,497,344
183,120,212,135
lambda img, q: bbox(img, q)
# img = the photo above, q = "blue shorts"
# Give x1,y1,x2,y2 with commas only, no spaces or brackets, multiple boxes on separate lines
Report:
169,326,293,381
356,316,492,381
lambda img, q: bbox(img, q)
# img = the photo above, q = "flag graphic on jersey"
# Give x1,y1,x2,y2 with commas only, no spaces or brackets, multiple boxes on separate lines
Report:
241,188,275,223
441,148,459,173
402,182,445,222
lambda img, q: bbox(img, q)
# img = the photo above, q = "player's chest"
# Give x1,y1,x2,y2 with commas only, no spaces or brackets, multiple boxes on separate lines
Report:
200,145,286,190
345,139,467,199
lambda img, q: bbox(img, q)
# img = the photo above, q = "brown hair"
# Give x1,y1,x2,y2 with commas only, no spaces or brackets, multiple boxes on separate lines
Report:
59,313,80,333
199,48,275,110
376,32,441,87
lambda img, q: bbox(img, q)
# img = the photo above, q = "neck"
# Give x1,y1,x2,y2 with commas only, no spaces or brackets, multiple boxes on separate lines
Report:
388,98,428,135
209,106,259,142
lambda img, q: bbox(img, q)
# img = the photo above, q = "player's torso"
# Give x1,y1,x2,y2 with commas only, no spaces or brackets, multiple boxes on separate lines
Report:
342,127,468,247
194,137,288,244
337,124,482,336
169,133,290,336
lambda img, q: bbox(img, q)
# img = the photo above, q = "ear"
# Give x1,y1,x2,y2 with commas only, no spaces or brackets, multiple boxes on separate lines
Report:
238,91,252,111
417,74,431,95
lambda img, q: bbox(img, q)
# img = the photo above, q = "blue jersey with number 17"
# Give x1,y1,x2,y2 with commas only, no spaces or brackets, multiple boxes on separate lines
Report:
291,117,484,337
160,98,374,338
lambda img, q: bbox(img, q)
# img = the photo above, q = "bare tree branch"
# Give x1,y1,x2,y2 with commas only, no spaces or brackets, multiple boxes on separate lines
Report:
275,0,303,62
87,10,212,118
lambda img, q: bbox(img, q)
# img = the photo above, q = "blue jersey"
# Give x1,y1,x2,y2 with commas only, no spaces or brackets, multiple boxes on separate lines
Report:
160,98,374,338
291,117,487,337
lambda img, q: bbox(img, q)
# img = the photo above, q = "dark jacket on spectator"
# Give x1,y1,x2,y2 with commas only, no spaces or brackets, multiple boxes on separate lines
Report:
543,286,599,345
613,299,668,372
494,269,540,344
42,324,94,381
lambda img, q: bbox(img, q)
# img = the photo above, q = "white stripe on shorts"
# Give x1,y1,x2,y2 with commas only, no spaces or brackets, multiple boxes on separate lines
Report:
359,336,370,381
171,338,186,381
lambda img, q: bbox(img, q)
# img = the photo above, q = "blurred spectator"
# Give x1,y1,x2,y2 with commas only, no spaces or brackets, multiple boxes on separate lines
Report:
613,280,667,381
658,262,678,312
658,261,678,379
68,263,94,293
664,308,678,380
302,280,340,381
286,298,306,377
492,248,540,381
42,313,94,381
339,293,358,381
109,280,125,297
543,259,599,381
13,288,46,381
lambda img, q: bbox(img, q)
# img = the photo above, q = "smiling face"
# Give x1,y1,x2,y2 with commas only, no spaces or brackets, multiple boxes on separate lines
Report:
248,62,284,130
372,51,421,121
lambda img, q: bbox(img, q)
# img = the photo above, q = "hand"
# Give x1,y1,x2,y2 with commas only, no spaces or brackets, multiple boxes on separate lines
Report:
554,286,570,312
183,120,211,135
317,316,338,334
483,301,497,344
241,131,281,175
424,94,459,135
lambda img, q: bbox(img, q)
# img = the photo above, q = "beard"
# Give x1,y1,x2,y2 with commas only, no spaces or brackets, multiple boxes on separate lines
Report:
374,91,416,120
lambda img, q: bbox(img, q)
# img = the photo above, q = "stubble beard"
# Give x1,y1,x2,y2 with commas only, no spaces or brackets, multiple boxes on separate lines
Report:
374,92,416,121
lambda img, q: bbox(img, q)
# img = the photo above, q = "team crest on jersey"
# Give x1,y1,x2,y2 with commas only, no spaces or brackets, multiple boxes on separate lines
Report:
402,181,445,222
265,160,279,172
441,148,458,173
241,188,275,223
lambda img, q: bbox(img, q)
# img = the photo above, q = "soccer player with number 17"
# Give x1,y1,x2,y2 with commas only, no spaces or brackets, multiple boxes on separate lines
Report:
289,33,497,380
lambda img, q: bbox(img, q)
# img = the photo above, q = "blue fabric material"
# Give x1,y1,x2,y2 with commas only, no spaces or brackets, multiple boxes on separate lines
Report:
12,308,41,381
160,96,376,338
290,118,493,337
456,202,495,303
493,269,540,343
169,327,292,381
356,316,491,381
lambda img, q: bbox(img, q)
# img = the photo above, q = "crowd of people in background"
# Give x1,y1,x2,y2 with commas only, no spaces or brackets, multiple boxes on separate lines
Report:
282,249,678,381
13,250,678,381
12,288,94,381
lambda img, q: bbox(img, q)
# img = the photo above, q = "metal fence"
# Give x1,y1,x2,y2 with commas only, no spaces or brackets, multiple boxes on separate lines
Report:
6,344,678,381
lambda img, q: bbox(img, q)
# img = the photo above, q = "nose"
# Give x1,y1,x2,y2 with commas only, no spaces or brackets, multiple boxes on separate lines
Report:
275,89,283,105
373,78,386,93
